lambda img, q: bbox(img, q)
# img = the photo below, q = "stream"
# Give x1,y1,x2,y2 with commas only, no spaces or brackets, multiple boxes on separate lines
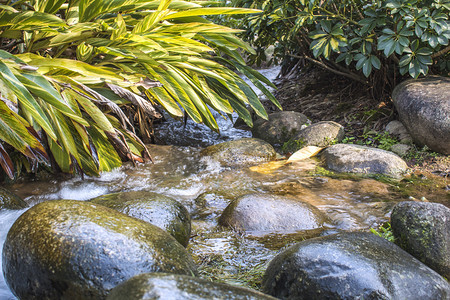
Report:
0,66,441,298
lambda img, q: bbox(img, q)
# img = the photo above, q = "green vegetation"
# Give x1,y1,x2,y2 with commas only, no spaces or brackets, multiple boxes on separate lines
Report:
342,131,399,151
226,0,449,96
281,137,305,153
197,253,267,290
370,222,395,242
0,0,281,179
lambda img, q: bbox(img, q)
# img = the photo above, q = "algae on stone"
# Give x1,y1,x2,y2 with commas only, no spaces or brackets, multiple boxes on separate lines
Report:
2,200,197,300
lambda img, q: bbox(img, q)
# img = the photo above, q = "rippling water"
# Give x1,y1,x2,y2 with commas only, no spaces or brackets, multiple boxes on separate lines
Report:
1,143,398,298
0,65,400,297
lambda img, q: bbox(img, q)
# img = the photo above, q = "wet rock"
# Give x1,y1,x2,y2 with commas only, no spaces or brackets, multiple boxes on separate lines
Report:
391,201,450,279
262,232,450,299
201,138,276,167
107,273,277,300
90,191,191,247
252,111,309,146
322,144,408,178
219,193,325,235
392,77,450,154
2,200,197,300
0,187,27,210
291,121,345,147
385,120,413,144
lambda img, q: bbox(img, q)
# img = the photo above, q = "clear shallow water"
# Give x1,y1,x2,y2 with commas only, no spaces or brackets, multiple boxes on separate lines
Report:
0,65,397,297
1,144,396,297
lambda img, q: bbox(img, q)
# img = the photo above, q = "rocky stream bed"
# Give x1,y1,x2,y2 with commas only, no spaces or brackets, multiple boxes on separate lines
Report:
0,67,449,299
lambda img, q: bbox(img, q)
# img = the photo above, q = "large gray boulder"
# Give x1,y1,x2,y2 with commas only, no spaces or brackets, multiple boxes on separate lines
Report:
219,193,326,235
262,232,450,299
0,187,27,210
391,201,450,279
90,191,191,247
392,77,450,154
252,111,309,146
201,138,276,167
107,273,277,300
2,200,197,300
322,144,408,178
291,121,345,147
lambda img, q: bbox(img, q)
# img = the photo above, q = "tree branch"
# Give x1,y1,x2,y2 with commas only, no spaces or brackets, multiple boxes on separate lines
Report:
288,54,369,85
431,45,450,59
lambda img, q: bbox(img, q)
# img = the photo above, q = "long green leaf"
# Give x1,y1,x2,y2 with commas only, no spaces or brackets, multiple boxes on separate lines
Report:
168,65,218,130
0,11,65,29
86,125,122,172
17,54,123,81
0,100,46,157
14,72,89,126
0,61,57,140
165,7,261,19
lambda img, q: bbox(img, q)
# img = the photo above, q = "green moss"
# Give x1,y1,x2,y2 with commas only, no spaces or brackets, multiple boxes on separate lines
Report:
281,138,306,154
196,254,268,291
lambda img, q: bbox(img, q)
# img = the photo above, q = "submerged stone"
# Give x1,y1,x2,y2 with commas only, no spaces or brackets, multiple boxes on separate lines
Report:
2,200,197,300
107,273,277,300
90,191,191,247
252,111,309,146
0,187,27,210
262,232,449,299
201,138,276,167
219,193,325,235
391,201,450,279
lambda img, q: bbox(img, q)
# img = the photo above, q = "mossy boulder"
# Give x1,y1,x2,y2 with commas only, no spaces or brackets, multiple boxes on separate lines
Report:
107,273,277,300
201,138,276,167
290,121,345,147
90,191,191,247
2,200,197,300
0,187,27,210
263,232,450,299
322,144,408,178
252,111,309,147
391,201,450,279
219,193,326,235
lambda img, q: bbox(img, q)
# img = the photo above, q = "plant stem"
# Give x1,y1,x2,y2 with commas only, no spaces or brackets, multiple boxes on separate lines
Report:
431,45,450,59
288,53,369,85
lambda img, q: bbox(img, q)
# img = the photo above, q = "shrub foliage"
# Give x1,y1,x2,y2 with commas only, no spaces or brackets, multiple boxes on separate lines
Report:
230,0,449,94
0,0,279,179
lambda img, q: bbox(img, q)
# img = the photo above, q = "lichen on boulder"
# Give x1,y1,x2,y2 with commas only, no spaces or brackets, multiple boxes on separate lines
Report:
391,201,450,279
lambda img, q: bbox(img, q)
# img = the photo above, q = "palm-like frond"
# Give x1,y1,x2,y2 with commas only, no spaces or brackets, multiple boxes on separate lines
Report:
0,0,278,179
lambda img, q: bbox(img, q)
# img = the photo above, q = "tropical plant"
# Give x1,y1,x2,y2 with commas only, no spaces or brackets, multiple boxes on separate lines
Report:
227,0,449,96
0,0,280,179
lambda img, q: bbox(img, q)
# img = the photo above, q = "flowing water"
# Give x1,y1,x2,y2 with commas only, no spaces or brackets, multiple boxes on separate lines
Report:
0,66,444,298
